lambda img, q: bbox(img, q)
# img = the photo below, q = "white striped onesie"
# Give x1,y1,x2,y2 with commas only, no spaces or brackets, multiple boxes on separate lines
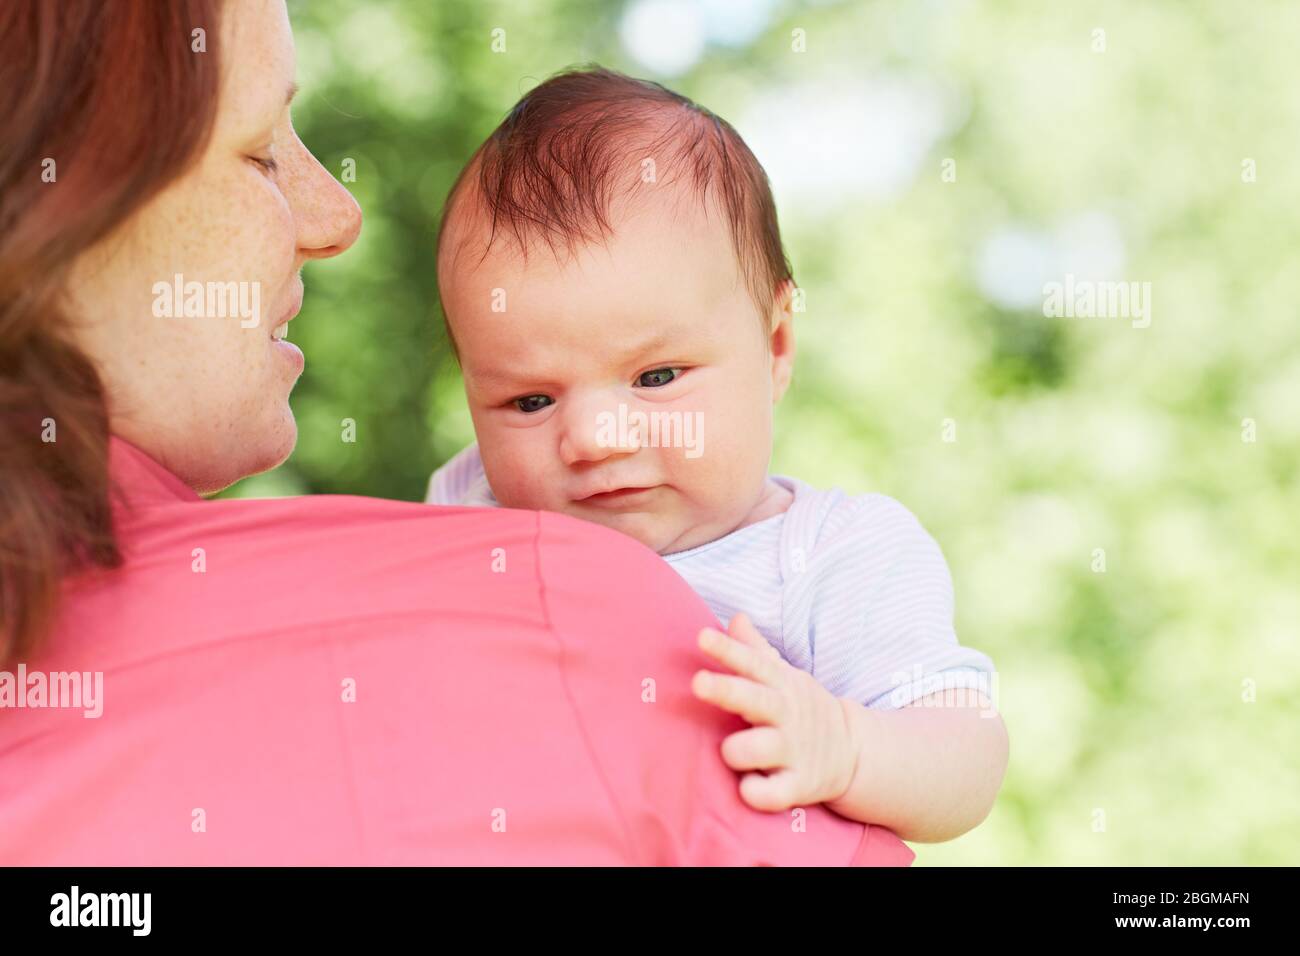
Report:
428,443,997,710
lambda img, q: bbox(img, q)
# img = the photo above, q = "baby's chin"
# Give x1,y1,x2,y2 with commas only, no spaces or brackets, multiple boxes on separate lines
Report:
558,502,745,557
560,505,680,555
498,485,756,555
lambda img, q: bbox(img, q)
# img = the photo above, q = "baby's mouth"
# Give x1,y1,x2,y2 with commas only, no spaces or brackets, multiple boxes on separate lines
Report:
575,486,658,507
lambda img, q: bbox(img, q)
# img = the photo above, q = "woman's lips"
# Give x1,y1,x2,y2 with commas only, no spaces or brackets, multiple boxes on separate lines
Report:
270,289,304,340
270,287,305,374
272,337,304,375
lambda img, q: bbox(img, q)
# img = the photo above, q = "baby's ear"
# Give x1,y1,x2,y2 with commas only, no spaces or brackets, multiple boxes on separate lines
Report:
769,280,796,403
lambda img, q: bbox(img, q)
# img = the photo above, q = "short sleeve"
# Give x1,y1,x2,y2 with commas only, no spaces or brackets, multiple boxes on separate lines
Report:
537,511,914,866
803,494,998,711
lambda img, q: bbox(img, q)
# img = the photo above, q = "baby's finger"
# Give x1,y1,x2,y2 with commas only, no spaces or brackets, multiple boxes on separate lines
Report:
726,612,780,658
738,770,802,813
691,669,781,725
720,726,786,772
697,627,779,685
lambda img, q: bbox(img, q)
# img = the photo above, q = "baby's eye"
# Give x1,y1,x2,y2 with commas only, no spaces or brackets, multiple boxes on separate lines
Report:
513,394,554,414
636,367,682,388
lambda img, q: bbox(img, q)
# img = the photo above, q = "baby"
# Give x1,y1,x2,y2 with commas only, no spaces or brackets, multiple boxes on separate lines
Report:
428,67,1008,843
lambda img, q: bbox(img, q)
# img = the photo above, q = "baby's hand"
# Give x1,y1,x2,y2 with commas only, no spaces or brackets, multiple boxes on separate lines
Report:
692,613,859,812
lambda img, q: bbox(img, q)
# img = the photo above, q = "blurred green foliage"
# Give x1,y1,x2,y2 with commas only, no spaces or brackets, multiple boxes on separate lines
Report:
227,0,1300,864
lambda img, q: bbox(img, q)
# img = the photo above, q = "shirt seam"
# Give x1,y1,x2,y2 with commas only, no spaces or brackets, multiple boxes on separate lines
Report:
532,512,641,864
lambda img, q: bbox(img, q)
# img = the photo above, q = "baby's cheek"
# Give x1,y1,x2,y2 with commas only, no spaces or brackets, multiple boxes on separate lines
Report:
690,423,770,514
666,457,733,529
482,443,555,510
495,475,549,510
697,415,760,480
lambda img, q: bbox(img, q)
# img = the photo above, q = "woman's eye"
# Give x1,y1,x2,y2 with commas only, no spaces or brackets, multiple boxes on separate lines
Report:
637,367,681,388
513,394,554,414
249,154,279,175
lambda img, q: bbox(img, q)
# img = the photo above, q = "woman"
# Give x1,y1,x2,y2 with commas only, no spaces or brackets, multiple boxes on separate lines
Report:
0,0,912,865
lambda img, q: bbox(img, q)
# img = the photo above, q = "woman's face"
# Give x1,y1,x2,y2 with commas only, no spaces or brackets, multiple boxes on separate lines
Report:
64,0,361,493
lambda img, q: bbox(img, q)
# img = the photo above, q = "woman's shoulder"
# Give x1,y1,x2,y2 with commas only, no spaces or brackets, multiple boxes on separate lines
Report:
90,478,707,656
87,435,711,667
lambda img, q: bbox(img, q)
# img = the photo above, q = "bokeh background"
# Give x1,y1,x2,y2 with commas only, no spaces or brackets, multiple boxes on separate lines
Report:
226,0,1300,864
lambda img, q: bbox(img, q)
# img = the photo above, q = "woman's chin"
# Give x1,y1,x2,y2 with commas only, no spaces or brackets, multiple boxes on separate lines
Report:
250,410,299,478
190,412,297,495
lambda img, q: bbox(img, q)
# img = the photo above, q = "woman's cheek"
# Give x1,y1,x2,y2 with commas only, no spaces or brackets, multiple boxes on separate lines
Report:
244,183,296,276
203,163,295,271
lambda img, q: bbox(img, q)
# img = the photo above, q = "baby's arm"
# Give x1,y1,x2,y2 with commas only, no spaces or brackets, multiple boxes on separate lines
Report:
693,613,1009,843
827,690,1008,842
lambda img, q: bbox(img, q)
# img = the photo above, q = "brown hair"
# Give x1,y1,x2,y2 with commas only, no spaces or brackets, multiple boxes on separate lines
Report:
0,0,223,666
437,66,793,336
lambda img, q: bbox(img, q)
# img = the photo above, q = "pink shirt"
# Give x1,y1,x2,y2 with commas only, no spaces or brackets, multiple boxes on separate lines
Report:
0,437,913,866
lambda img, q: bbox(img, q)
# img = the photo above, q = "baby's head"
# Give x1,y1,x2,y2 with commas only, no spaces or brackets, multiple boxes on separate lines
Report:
437,67,795,554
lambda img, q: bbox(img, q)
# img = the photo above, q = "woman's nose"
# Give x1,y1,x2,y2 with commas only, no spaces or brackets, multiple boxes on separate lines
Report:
287,133,362,261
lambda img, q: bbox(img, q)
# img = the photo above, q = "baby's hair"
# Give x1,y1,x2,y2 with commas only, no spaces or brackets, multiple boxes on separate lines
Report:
437,65,793,333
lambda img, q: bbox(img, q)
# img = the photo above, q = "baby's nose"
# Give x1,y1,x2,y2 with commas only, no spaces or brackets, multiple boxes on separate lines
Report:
557,395,639,466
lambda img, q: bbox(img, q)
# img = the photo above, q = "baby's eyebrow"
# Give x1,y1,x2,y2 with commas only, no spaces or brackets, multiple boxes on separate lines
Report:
618,330,678,359
466,328,688,392
467,366,553,391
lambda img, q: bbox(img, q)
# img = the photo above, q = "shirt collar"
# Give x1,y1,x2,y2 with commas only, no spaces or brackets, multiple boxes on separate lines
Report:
109,435,201,506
